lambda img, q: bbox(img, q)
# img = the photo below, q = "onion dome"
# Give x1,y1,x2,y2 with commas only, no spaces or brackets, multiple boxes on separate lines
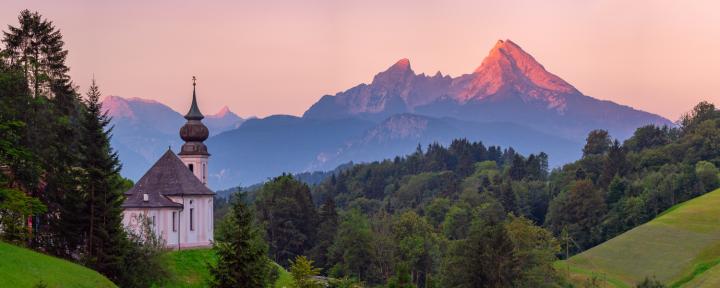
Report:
179,77,210,156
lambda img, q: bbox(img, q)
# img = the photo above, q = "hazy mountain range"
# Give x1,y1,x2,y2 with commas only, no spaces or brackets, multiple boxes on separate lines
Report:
105,39,672,190
101,96,245,180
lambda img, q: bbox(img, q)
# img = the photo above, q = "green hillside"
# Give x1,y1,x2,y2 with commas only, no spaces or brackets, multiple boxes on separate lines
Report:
559,188,720,287
154,248,292,288
0,241,117,288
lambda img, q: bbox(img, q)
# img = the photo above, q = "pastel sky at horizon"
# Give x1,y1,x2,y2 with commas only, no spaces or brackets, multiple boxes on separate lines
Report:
3,0,720,121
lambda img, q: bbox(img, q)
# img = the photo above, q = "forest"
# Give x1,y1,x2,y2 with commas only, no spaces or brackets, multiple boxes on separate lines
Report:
213,101,720,287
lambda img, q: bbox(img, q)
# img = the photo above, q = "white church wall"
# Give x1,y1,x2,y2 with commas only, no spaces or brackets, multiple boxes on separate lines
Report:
168,195,214,248
122,207,181,248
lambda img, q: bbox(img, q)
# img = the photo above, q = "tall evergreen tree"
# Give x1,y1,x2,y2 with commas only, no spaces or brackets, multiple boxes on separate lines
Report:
210,194,272,288
2,9,84,256
256,174,318,267
309,197,338,271
79,78,127,281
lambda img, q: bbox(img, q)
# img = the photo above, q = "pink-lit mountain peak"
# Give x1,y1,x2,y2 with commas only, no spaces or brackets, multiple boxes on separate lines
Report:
101,95,135,119
372,58,415,84
456,39,578,109
209,106,232,118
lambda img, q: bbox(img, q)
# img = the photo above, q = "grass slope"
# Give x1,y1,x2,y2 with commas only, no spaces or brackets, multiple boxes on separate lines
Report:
560,188,720,287
0,241,117,288
155,248,292,288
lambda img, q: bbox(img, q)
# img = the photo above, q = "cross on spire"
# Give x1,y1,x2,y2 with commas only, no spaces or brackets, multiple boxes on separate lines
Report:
192,76,196,86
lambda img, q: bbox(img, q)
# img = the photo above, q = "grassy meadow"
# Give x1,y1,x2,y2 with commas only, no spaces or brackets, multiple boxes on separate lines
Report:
559,188,720,287
153,248,292,288
0,241,116,288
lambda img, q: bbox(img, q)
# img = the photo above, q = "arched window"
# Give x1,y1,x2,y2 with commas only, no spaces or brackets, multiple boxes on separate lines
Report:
188,163,194,172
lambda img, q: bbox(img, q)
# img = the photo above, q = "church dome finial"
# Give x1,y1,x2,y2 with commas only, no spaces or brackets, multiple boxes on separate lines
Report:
185,76,204,120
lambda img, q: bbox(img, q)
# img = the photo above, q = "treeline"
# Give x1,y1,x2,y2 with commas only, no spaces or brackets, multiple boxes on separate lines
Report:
216,142,564,287
0,11,161,287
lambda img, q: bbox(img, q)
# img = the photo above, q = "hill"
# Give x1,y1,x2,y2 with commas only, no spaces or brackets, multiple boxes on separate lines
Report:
560,188,720,287
154,248,291,288
0,241,117,288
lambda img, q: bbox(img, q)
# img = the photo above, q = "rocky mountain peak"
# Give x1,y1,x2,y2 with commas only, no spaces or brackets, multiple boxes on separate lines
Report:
372,58,416,85
453,39,578,110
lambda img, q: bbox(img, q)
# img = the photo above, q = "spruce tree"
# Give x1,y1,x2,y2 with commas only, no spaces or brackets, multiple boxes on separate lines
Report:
309,197,338,271
2,9,84,256
210,193,272,288
79,78,127,281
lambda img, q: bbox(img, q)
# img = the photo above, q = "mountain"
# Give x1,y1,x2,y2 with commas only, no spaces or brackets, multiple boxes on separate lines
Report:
560,188,720,286
101,96,243,180
304,39,672,141
205,106,246,136
107,40,674,190
205,115,376,188
311,114,581,172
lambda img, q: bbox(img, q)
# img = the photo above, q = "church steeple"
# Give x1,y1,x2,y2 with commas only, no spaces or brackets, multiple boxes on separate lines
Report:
179,76,210,185
185,76,204,120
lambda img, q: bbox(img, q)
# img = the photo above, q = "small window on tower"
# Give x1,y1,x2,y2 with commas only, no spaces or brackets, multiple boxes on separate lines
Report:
188,164,194,172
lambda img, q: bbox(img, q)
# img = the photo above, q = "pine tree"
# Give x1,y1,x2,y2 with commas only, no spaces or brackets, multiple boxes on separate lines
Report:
256,174,318,267
79,78,127,281
210,193,272,288
2,9,84,256
289,255,322,288
309,197,338,271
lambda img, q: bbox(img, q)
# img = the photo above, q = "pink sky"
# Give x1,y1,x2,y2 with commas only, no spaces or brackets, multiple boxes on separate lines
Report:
3,0,720,121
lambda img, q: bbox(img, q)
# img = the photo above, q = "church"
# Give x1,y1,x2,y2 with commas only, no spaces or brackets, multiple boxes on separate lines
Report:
121,79,214,249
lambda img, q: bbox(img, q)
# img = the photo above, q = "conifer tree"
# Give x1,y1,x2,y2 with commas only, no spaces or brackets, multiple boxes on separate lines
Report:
309,197,338,271
2,9,84,256
79,78,127,281
210,193,272,288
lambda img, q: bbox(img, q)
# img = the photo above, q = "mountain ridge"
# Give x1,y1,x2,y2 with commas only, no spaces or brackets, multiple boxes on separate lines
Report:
303,39,672,141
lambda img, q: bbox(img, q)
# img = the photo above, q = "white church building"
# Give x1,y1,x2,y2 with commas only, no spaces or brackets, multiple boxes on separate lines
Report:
122,79,215,249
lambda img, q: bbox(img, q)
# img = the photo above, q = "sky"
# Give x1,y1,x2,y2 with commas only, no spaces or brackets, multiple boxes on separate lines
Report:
2,0,720,121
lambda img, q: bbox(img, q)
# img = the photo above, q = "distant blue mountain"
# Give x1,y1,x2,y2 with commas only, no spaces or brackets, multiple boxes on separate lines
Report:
102,96,244,181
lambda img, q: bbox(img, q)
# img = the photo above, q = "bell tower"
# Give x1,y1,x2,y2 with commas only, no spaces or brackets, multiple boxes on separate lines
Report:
179,76,210,185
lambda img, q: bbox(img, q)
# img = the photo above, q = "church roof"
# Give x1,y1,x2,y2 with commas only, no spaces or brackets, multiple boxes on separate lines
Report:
122,149,214,209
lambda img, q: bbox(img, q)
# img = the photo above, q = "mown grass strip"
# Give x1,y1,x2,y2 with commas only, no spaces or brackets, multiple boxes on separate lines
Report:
671,259,720,288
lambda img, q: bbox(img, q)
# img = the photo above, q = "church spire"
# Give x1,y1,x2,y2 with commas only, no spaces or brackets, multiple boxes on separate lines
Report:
179,76,210,156
185,76,204,120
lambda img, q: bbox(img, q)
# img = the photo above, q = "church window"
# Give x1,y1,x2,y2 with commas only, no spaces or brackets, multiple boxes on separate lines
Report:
188,163,194,172
203,163,206,181
152,215,156,227
172,212,177,232
190,208,194,231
